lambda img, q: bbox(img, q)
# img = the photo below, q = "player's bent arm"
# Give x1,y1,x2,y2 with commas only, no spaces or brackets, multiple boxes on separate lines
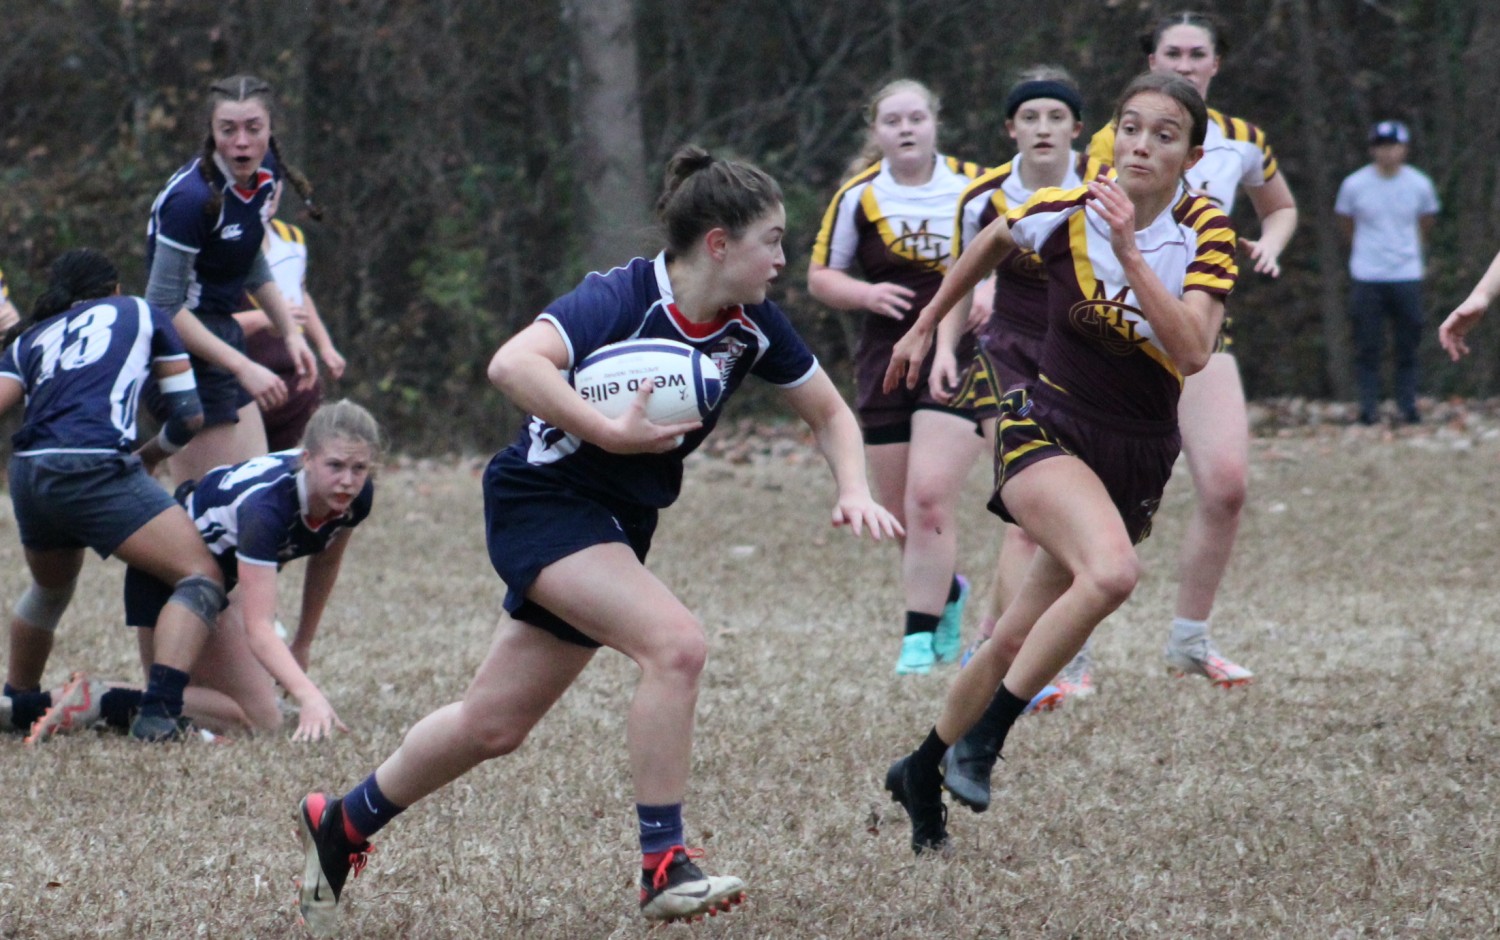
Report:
916,217,1015,336
0,375,23,418
249,279,316,388
1125,264,1224,376
807,262,914,320
1244,176,1298,275
0,299,19,332
238,562,344,739
135,359,204,472
232,306,274,337
290,530,351,668
489,321,695,454
780,370,902,541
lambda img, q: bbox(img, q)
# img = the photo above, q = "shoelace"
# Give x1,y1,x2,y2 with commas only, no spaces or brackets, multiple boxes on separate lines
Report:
649,846,703,890
348,844,375,879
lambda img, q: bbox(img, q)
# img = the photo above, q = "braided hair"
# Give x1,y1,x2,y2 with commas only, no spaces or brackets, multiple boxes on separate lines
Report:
199,75,323,222
30,249,119,325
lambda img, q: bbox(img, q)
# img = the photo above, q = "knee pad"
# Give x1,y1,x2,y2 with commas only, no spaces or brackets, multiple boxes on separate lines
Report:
14,580,77,633
167,574,228,629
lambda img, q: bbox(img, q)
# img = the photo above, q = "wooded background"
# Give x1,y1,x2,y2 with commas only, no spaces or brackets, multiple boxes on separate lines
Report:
2,0,1497,449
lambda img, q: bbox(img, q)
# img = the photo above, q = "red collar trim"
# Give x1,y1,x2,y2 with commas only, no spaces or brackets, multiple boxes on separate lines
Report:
667,302,742,339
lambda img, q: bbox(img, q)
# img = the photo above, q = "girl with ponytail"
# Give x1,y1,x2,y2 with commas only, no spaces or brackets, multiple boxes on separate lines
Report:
291,145,900,934
144,74,319,485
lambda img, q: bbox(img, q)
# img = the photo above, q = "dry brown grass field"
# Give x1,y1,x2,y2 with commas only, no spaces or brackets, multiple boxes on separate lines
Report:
4,416,1500,938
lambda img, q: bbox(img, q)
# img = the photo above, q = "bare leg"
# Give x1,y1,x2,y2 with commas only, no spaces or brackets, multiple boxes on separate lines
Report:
167,403,269,486
1174,353,1248,623
184,602,282,732
935,457,1138,743
373,614,594,807
902,410,984,615
7,548,84,689
112,506,224,674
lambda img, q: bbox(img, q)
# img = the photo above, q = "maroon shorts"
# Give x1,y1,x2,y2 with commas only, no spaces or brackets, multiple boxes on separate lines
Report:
958,322,1047,423
854,319,978,445
987,385,1179,544
245,329,323,452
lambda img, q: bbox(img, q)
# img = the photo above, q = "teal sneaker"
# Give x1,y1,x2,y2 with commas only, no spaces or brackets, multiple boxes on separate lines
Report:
895,632,936,675
933,575,969,664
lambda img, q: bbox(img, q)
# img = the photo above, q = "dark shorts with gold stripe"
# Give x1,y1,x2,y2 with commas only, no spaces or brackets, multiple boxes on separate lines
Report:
986,384,1180,544
856,330,980,445
1215,316,1233,353
956,324,1046,422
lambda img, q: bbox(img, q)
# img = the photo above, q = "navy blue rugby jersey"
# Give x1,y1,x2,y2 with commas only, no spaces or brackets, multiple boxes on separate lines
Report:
0,295,189,454
146,155,275,317
509,252,819,508
186,451,374,581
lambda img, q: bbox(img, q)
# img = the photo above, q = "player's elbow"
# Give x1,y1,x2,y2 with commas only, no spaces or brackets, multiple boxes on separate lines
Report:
487,346,520,393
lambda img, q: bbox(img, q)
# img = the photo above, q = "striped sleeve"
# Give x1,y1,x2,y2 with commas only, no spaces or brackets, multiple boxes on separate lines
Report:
270,219,306,245
1177,197,1238,297
0,266,8,302
810,165,878,268
953,164,1008,258
1225,114,1279,184
1079,154,1112,183
1087,123,1115,165
1006,185,1090,254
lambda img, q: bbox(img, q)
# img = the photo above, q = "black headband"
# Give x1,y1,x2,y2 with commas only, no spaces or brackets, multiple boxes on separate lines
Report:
1005,81,1084,122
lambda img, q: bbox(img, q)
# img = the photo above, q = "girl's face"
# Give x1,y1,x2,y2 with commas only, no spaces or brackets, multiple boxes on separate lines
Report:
717,203,786,306
1007,98,1082,164
212,98,271,187
872,89,938,166
303,436,373,521
1148,24,1219,100
1112,92,1202,198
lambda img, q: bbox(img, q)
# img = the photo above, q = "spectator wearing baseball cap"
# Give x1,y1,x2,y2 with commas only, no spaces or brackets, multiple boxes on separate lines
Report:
1335,119,1440,424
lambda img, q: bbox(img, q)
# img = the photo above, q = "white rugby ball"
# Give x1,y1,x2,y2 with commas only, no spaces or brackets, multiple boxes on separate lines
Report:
573,338,724,425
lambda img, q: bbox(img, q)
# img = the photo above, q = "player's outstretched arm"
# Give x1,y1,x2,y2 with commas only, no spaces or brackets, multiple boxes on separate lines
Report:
237,563,347,742
780,369,902,541
288,530,351,671
1440,250,1500,361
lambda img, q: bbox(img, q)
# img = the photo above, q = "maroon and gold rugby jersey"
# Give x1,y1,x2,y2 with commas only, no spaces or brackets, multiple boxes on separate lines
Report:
1007,185,1237,422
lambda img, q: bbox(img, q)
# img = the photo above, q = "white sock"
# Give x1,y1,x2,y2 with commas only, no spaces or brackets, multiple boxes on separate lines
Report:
1170,617,1208,648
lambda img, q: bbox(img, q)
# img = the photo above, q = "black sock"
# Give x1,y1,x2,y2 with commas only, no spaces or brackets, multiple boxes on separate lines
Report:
138,664,190,719
910,726,950,790
968,683,1031,757
904,611,940,637
100,688,143,730
8,690,51,730
946,577,962,604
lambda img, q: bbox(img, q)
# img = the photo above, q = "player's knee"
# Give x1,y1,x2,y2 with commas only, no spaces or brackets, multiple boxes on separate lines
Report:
1078,550,1139,609
167,574,229,630
243,695,284,733
652,618,708,681
904,484,953,534
1196,457,1248,516
462,711,528,759
14,579,77,633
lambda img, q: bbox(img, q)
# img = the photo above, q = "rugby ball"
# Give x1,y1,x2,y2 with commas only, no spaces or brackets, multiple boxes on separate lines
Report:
573,339,723,424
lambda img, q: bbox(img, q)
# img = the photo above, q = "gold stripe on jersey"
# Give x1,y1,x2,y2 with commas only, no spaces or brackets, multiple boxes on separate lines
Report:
1060,208,1181,381
811,163,881,267
953,162,1012,258
861,156,982,274
270,219,305,245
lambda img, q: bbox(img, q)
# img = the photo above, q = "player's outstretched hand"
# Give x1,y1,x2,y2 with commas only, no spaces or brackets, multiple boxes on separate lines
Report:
600,382,701,455
292,692,348,743
831,494,904,541
883,319,935,393
1240,238,1282,278
1439,299,1487,362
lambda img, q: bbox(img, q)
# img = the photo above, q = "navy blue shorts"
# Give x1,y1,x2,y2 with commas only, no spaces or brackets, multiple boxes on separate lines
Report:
988,385,1179,544
122,480,234,628
483,451,658,649
9,452,177,557
146,312,253,428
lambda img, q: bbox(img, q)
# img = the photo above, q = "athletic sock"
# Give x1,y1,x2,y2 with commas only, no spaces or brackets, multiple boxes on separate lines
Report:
636,802,685,859
341,772,404,844
6,688,50,730
946,576,963,605
904,611,940,638
909,727,950,792
100,688,143,730
969,682,1031,757
1170,617,1209,648
137,664,190,719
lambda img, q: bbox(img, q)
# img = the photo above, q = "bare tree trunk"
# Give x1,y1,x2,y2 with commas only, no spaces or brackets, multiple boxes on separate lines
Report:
1290,0,1352,399
568,0,652,274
